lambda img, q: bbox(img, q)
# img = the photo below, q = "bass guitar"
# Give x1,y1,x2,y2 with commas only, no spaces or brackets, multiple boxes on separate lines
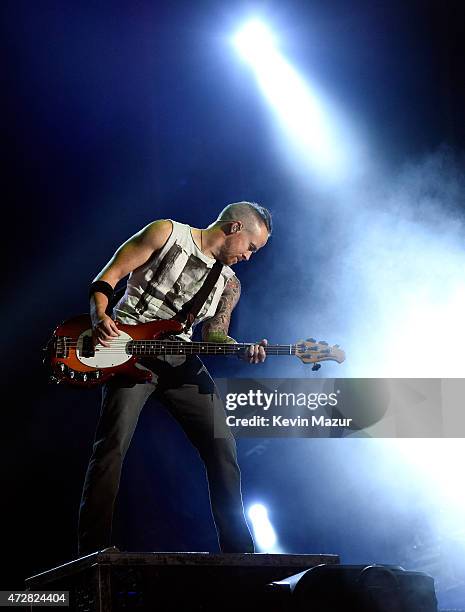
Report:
44,315,346,387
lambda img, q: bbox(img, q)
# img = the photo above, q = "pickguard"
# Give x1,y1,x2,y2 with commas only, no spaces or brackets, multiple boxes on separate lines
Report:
76,328,133,368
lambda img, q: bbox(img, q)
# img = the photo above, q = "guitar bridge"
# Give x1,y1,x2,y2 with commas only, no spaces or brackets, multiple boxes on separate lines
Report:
55,336,70,358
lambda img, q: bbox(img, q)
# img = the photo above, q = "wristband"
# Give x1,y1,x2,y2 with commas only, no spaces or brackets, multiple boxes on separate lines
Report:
89,280,114,302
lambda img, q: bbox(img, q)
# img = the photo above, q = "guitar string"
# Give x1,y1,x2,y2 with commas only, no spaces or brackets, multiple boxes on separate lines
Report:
62,343,299,350
61,340,324,349
61,339,298,345
58,338,333,356
57,351,326,358
60,346,316,355
61,341,300,350
58,346,300,355
58,341,331,356
61,347,300,353
57,341,303,354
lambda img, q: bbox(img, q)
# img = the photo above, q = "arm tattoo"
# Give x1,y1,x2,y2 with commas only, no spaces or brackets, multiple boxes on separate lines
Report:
202,275,241,342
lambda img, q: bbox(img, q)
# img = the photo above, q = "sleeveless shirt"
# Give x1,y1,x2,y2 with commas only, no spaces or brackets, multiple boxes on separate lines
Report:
113,220,236,341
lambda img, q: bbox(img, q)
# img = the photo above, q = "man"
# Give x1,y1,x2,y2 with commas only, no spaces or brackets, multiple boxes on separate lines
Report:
78,201,272,555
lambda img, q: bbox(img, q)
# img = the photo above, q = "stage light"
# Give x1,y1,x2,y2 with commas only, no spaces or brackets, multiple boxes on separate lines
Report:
248,503,277,550
232,19,360,183
233,20,276,64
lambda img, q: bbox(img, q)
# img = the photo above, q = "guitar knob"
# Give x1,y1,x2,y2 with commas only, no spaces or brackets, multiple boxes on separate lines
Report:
59,362,65,371
94,371,100,379
69,371,75,379
312,363,321,371
82,373,88,382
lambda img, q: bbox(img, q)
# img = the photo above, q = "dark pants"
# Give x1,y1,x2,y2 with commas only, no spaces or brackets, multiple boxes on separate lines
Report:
78,356,254,555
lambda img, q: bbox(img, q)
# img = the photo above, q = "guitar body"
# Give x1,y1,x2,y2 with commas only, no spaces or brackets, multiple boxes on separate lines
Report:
46,315,185,387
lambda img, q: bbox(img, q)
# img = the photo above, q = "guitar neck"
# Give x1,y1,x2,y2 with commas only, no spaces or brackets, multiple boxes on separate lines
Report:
129,340,296,356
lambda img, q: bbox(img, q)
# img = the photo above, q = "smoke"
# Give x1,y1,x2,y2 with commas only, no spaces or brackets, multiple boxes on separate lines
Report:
271,146,465,378
338,147,465,377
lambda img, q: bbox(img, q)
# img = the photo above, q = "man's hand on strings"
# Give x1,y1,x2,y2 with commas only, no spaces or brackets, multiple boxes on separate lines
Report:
92,314,121,348
241,339,268,364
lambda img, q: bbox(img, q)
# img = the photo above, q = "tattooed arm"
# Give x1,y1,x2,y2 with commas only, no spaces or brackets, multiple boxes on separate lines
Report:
201,275,241,343
202,275,268,363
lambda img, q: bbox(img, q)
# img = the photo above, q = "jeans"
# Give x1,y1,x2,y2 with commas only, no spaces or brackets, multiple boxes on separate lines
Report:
77,355,254,554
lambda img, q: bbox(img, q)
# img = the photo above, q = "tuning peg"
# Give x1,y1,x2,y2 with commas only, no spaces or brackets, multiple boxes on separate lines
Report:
306,338,316,342
312,363,321,371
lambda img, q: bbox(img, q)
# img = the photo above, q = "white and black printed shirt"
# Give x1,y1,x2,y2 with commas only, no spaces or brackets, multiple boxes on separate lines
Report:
113,219,236,341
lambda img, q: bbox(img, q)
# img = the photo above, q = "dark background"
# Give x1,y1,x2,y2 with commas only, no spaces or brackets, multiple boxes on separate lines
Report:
2,0,465,606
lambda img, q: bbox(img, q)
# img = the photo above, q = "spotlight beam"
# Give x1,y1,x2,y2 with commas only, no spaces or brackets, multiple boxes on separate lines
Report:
248,503,278,551
233,19,359,183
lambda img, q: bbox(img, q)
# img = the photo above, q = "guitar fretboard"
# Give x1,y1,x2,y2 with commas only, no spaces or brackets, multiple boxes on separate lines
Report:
128,340,298,356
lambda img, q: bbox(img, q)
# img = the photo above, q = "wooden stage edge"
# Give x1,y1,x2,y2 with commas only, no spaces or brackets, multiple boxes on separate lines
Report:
26,548,340,587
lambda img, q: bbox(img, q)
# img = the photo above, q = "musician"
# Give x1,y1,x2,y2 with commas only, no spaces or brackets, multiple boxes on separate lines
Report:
78,201,272,555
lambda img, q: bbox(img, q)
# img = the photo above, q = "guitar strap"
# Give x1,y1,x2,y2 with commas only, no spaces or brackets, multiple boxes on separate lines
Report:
172,259,224,331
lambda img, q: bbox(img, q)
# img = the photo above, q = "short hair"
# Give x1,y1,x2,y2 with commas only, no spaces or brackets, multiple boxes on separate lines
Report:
218,201,273,235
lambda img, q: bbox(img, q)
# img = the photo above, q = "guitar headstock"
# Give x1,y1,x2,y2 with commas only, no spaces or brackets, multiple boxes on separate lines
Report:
295,338,346,366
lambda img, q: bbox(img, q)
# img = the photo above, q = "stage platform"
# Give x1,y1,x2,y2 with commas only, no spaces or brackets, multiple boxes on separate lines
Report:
25,549,340,611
